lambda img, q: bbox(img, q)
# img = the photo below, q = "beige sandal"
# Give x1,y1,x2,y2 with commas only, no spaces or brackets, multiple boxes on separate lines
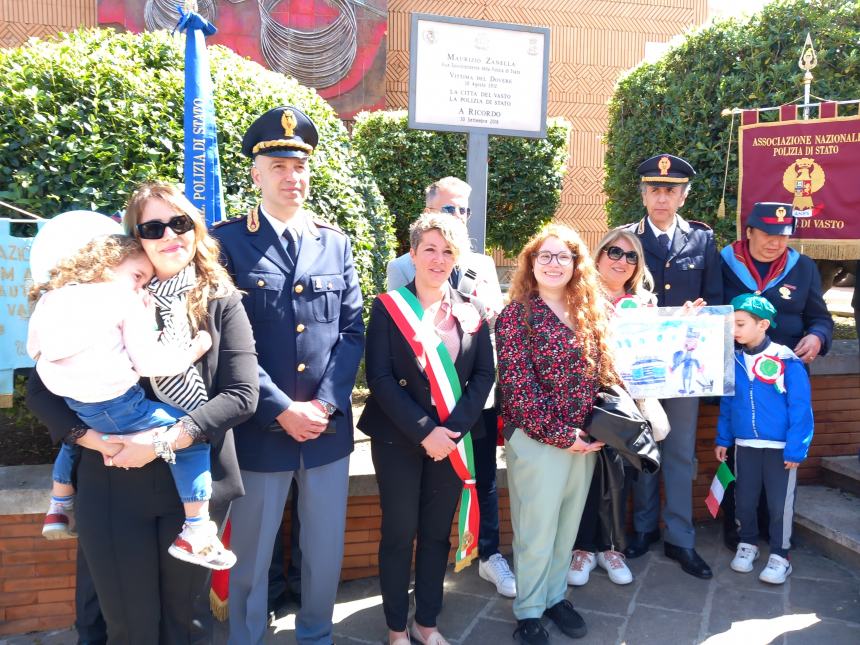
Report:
410,625,450,645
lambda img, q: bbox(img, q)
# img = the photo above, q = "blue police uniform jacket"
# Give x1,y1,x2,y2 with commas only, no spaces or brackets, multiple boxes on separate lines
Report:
622,215,723,307
720,246,833,356
212,206,365,472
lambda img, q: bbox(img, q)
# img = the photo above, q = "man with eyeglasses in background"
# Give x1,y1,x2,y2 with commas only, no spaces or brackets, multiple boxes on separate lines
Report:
620,154,722,581
386,176,516,598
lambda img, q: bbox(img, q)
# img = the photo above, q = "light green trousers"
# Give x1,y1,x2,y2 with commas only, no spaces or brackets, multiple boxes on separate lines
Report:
506,429,596,620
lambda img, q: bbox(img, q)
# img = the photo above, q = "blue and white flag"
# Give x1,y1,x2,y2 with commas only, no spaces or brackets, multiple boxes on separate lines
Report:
177,8,224,227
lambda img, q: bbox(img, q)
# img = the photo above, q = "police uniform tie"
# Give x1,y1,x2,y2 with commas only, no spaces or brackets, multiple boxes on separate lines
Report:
658,233,671,256
283,228,297,265
449,265,462,289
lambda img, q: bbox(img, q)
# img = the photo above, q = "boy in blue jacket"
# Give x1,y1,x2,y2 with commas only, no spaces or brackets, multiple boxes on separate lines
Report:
715,293,813,584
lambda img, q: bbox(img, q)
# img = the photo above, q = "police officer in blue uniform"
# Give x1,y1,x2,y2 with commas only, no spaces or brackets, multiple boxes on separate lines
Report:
621,154,721,579
213,106,364,645
719,201,832,550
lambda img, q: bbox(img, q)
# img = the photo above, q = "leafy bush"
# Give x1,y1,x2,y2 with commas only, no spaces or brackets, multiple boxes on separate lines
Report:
0,28,395,296
604,0,860,248
352,110,571,255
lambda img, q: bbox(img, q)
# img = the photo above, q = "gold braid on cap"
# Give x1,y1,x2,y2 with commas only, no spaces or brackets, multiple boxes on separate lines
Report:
252,139,314,155
641,176,689,184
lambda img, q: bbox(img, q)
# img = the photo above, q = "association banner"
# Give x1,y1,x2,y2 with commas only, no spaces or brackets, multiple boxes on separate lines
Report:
737,115,860,259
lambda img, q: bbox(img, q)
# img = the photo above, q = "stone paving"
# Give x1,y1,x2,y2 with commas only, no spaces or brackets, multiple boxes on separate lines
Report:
6,523,859,645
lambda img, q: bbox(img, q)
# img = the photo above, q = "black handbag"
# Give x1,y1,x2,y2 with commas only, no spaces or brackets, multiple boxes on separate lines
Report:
585,384,661,474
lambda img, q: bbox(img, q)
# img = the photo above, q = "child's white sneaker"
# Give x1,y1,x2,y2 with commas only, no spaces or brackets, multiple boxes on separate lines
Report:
567,550,597,586
168,521,236,570
42,500,76,540
730,542,759,573
598,550,634,585
759,554,792,584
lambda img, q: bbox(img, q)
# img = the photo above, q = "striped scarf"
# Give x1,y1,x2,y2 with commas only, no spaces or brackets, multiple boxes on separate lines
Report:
147,265,209,413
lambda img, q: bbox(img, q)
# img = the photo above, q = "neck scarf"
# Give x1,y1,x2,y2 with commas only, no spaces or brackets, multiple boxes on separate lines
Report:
730,240,789,293
147,264,209,413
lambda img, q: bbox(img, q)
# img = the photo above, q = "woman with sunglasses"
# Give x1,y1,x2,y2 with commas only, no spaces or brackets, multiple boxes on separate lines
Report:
27,182,259,644
566,229,657,590
496,224,618,644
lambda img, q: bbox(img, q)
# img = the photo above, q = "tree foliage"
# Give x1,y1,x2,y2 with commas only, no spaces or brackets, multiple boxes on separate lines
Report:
0,28,395,296
604,0,860,248
352,111,571,255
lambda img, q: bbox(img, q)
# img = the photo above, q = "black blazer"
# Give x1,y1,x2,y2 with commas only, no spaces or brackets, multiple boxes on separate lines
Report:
358,282,495,446
25,291,260,507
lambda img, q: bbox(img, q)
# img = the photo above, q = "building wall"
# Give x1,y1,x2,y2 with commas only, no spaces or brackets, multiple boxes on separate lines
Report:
386,0,709,254
0,0,96,46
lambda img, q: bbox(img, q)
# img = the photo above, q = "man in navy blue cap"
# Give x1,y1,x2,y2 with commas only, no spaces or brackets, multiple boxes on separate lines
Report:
621,153,722,580
719,201,832,550
213,106,365,645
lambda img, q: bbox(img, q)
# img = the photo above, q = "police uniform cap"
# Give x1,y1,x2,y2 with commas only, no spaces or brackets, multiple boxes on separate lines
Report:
746,202,796,236
242,106,319,159
731,293,778,327
638,154,696,186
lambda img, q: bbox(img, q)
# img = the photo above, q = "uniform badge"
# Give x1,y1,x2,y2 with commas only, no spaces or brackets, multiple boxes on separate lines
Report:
779,286,792,300
281,110,297,137
775,206,787,222
246,207,260,232
658,155,671,176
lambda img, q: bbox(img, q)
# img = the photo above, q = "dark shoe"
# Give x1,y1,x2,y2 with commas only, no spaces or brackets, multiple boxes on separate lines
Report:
267,591,290,626
663,543,713,579
624,529,661,559
543,599,587,639
513,619,549,645
723,525,740,552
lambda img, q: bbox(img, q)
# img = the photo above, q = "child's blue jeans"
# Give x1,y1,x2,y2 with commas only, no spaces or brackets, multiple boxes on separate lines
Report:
52,384,211,503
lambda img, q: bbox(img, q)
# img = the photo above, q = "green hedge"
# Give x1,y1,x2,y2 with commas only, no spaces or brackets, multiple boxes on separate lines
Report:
604,0,860,248
0,28,395,296
352,110,571,256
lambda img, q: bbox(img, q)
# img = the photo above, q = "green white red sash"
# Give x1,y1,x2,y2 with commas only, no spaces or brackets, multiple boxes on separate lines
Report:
377,286,480,571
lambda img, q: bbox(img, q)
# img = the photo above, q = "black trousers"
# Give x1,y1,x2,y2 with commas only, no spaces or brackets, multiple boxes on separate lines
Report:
735,446,796,557
371,439,462,632
268,480,302,606
474,408,501,560
574,466,610,553
75,449,224,645
75,545,106,644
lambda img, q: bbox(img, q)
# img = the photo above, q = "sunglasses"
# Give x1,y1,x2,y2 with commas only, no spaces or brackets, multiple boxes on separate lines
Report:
604,245,639,265
439,205,471,218
136,214,195,240
532,251,576,266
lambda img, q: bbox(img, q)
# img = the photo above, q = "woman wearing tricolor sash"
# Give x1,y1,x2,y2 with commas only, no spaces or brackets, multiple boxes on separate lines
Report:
496,225,618,645
358,213,495,645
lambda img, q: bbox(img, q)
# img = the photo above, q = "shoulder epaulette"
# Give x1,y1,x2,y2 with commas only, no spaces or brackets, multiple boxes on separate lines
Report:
687,220,713,231
212,215,246,229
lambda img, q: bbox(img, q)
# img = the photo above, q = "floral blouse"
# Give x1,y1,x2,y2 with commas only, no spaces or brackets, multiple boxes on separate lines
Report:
496,296,600,448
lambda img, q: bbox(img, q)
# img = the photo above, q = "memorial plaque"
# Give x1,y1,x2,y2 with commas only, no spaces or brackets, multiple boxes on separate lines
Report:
409,14,549,138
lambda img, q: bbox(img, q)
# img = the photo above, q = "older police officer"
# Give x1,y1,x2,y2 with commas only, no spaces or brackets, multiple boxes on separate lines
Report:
621,154,722,579
214,106,364,645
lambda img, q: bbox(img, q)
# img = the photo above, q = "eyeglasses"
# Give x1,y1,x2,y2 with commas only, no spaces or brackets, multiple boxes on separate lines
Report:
604,245,639,265
532,251,576,266
439,205,471,218
136,215,195,240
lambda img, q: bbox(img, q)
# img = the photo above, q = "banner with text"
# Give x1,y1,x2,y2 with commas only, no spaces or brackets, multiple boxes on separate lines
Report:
737,115,860,259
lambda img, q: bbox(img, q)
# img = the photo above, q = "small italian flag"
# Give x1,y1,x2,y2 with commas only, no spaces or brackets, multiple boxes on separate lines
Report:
705,461,736,518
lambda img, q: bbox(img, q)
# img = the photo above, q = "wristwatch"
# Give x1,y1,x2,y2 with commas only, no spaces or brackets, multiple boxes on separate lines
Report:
152,432,177,464
314,399,336,417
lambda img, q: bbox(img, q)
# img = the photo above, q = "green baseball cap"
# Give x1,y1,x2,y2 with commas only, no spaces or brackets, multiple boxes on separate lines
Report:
731,293,777,328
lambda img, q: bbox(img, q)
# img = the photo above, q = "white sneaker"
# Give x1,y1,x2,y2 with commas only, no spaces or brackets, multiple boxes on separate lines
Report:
42,500,76,540
730,542,760,573
598,550,633,585
478,553,516,597
566,550,597,586
168,521,236,570
759,554,792,584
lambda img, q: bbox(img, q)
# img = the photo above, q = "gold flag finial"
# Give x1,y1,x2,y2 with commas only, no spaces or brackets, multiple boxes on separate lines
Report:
798,33,817,72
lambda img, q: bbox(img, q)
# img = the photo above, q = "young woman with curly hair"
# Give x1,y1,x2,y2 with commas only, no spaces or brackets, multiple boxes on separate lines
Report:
496,224,618,645
27,182,259,644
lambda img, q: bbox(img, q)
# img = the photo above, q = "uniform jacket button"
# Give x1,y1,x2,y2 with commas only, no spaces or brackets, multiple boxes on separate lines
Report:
665,284,672,290
398,379,407,386
297,363,306,372
296,323,305,333
257,279,265,287
665,262,671,268
295,284,304,294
